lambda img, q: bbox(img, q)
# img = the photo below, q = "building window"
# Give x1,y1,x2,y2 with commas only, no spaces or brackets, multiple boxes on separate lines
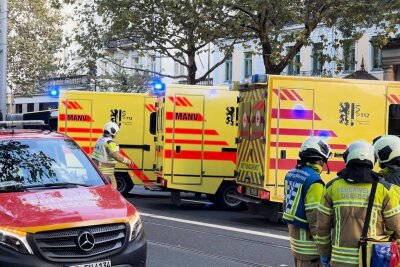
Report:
244,52,252,78
15,104,22,113
225,54,232,81
174,59,185,76
27,103,34,112
343,40,356,72
39,102,58,110
312,43,324,74
287,47,300,75
151,56,156,73
371,43,382,70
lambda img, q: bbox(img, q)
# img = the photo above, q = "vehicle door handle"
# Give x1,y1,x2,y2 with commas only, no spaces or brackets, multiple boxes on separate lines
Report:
176,145,181,153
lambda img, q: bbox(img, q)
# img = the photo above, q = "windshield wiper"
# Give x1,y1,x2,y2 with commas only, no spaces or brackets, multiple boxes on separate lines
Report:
0,182,26,192
23,182,91,189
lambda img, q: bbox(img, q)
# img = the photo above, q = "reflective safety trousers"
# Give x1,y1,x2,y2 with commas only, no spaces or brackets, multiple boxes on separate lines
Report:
316,178,400,267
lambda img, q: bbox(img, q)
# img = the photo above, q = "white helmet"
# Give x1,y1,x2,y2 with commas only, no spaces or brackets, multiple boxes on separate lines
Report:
373,135,400,166
299,137,332,162
343,140,375,167
104,122,120,137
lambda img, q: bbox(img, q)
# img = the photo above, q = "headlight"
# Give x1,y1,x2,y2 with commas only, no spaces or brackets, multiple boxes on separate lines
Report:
0,227,33,254
128,213,143,242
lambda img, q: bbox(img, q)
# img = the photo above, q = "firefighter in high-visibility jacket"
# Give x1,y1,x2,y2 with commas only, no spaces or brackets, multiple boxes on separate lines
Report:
282,137,332,267
92,122,132,188
317,140,400,267
373,135,400,195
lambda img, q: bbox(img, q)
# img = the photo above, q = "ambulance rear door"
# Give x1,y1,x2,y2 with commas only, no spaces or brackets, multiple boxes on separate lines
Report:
272,87,315,198
170,94,204,185
237,88,266,193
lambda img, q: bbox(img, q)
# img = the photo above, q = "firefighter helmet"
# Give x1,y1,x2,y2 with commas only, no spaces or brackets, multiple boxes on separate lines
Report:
104,122,120,137
343,140,375,167
299,137,332,162
373,135,400,166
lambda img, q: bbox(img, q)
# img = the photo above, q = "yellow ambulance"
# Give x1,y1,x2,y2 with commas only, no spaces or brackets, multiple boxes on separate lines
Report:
233,74,400,221
151,83,243,209
58,90,157,195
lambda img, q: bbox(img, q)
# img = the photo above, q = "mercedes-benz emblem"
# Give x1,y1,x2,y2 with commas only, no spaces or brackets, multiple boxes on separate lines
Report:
77,231,96,252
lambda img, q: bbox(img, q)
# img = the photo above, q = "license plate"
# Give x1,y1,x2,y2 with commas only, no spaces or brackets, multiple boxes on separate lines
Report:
66,260,111,267
249,187,258,196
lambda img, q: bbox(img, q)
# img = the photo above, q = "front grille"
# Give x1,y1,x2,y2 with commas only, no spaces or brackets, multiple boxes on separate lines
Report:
33,223,127,262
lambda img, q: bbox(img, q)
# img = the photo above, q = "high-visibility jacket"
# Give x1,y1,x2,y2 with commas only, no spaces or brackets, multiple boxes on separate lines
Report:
380,166,400,196
317,177,400,267
92,136,119,175
283,165,324,260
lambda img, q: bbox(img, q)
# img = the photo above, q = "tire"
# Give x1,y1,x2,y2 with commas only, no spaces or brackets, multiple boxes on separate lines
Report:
115,173,134,196
215,183,245,210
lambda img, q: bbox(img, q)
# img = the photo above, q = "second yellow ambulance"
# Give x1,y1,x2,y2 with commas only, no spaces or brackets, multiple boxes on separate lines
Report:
233,74,400,221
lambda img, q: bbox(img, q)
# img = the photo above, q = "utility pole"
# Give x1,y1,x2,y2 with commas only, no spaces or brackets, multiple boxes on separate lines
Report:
0,0,7,120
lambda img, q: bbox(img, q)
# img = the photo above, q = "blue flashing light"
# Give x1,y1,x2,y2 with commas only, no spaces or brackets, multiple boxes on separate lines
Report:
293,104,306,119
251,74,267,83
49,86,59,98
150,80,165,96
317,130,331,140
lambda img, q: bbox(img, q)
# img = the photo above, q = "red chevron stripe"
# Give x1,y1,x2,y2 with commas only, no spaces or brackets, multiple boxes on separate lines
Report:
290,90,303,101
282,89,297,101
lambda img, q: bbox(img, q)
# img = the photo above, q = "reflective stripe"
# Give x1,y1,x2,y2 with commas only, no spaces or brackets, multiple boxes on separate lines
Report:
315,235,331,245
291,245,319,255
332,252,359,265
333,201,382,210
282,213,308,223
332,245,359,255
383,206,400,218
300,228,307,241
291,184,302,216
334,206,341,247
304,202,319,210
371,208,377,237
290,239,317,248
318,204,333,215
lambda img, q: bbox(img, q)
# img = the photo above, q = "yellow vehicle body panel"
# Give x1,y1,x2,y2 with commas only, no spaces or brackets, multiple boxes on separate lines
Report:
154,84,238,194
58,90,157,186
237,75,400,204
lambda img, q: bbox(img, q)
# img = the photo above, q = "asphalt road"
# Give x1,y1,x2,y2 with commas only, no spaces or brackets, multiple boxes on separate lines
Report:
126,187,293,267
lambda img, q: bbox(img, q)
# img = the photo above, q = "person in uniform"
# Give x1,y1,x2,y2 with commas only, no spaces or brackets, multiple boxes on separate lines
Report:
282,137,332,267
92,122,132,189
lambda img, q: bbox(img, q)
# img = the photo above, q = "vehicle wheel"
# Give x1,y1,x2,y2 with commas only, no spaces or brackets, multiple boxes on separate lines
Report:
116,173,134,196
215,183,245,210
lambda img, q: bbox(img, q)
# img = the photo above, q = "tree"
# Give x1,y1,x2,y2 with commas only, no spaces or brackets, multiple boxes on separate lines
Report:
96,68,152,93
8,0,63,96
66,0,240,84
227,0,400,74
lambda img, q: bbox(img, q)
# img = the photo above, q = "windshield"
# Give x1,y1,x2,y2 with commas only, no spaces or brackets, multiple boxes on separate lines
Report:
0,138,105,188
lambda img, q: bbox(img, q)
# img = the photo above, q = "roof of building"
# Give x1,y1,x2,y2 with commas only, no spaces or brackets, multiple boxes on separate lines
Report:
343,58,379,80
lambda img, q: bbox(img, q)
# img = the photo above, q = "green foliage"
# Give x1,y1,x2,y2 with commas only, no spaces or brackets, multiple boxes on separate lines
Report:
8,0,64,96
228,0,400,74
97,68,151,93
68,0,239,84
